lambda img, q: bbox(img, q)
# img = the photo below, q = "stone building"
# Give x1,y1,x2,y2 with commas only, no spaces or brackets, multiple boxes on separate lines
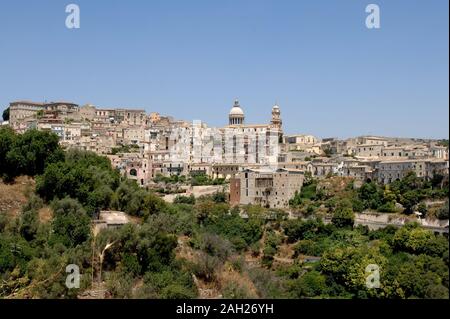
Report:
375,159,449,184
285,134,318,145
230,168,304,208
353,144,384,158
211,163,241,179
9,100,45,128
430,145,449,159
108,153,151,186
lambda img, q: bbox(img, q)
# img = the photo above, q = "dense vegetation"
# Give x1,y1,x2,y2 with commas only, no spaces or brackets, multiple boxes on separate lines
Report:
0,128,448,299
110,144,140,155
0,128,63,182
154,173,225,186
290,171,448,218
283,218,448,298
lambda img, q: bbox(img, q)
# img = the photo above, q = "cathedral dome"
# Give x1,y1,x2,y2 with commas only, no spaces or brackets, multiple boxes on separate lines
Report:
229,99,244,125
229,100,244,116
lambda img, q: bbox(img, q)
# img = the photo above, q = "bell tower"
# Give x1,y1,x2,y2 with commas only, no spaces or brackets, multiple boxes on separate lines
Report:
270,103,282,129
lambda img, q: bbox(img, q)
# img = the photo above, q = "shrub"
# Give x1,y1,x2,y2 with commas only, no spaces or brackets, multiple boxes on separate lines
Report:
50,197,90,248
192,252,220,282
196,232,233,262
173,194,196,205
221,281,252,299
289,270,327,298
436,200,449,220
331,207,354,229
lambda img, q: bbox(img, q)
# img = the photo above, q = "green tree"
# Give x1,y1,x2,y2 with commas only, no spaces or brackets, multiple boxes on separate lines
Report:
384,253,449,298
36,150,120,210
331,206,355,229
5,129,63,180
19,210,40,241
51,198,90,248
2,107,9,121
400,191,419,214
436,200,449,220
86,185,114,216
358,182,383,210
173,194,196,205
283,218,324,242
212,191,227,203
319,245,387,297
392,223,448,257
417,202,427,217
289,270,327,298
0,127,17,179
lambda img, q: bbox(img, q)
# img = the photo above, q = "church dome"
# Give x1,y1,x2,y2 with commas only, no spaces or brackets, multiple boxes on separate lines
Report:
229,99,245,125
229,99,244,116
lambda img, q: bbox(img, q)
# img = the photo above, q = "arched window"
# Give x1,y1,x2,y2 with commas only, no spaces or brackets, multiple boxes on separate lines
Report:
129,168,137,176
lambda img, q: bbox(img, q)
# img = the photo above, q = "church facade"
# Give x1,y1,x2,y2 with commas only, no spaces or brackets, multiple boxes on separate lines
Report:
162,99,285,178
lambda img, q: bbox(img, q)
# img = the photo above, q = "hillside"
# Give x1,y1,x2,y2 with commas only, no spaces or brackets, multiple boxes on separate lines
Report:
0,176,34,218
0,176,52,223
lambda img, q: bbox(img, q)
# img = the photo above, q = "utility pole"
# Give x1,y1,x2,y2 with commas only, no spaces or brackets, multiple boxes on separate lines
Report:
98,241,116,283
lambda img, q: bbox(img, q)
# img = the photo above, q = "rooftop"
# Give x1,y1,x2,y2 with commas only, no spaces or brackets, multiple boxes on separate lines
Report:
10,100,45,106
99,210,129,225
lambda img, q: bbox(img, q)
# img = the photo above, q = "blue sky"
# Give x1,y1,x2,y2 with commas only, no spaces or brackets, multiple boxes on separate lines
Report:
0,0,448,138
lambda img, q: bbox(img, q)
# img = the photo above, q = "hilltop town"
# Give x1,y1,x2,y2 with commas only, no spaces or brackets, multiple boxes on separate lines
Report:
1,0,449,308
1,99,449,300
1,100,448,209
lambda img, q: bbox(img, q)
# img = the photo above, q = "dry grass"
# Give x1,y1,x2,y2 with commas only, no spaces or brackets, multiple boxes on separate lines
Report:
175,236,222,298
219,264,259,298
128,215,143,225
318,176,354,195
0,176,35,218
276,243,295,260
175,235,263,299
38,206,53,223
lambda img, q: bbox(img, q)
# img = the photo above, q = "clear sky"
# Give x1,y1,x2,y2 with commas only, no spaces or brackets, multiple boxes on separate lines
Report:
0,0,448,139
